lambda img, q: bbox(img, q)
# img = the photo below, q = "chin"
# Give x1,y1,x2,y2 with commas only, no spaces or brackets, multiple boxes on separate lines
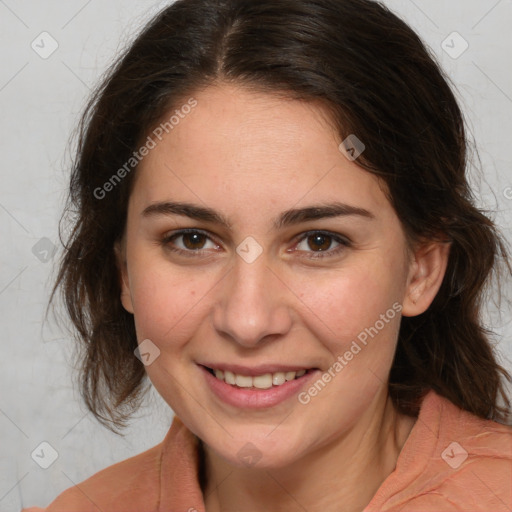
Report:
208,432,307,470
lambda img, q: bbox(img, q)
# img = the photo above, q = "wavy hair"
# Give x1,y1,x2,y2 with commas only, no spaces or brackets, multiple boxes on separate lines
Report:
48,0,512,433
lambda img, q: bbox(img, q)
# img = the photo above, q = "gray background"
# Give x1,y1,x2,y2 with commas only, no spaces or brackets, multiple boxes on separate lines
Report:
0,1,511,510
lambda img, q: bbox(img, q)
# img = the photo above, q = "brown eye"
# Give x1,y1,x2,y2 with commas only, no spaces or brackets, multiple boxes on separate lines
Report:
182,232,208,250
162,229,219,255
294,231,350,259
306,233,333,252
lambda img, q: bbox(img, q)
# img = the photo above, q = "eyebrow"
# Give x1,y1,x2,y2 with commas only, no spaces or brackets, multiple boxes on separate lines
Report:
141,201,374,230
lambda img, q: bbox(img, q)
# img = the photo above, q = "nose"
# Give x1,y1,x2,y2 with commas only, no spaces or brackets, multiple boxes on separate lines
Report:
212,252,293,348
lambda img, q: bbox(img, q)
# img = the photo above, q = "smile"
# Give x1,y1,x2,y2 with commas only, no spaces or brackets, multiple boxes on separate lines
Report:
199,363,321,408
205,367,309,389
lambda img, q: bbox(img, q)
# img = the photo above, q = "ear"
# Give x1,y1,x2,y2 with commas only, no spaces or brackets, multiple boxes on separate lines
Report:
401,240,451,317
114,238,134,314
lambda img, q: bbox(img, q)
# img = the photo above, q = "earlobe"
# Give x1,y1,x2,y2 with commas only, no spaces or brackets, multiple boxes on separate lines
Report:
114,239,134,314
401,241,451,317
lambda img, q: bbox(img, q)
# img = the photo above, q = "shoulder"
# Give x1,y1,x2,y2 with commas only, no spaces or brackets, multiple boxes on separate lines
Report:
21,416,197,512
31,441,164,512
403,391,512,510
429,407,512,511
398,456,512,511
431,390,512,470
369,390,512,511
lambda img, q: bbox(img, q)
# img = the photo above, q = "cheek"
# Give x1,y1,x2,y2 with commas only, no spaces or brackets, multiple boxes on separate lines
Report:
292,260,405,387
297,262,403,340
128,263,214,349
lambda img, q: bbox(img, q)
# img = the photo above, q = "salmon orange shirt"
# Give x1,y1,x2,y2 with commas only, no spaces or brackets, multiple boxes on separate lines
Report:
22,389,512,511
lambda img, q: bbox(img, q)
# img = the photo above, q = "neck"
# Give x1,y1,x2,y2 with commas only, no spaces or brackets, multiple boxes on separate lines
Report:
202,389,417,512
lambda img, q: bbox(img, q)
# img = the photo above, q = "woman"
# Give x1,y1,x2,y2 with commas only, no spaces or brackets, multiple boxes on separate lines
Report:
23,0,512,510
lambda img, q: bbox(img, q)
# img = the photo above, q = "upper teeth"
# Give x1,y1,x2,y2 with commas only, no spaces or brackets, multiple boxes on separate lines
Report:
213,369,306,389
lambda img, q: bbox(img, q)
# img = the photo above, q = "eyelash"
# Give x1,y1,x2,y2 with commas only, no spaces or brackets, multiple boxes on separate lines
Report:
160,229,351,260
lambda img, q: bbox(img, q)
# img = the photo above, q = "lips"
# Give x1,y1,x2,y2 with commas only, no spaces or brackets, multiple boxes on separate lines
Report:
199,363,321,408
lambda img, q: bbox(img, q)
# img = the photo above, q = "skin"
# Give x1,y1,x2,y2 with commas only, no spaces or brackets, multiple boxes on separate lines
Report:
115,83,450,512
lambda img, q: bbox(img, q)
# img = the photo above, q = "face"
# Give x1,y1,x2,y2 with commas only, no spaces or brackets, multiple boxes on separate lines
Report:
115,83,440,469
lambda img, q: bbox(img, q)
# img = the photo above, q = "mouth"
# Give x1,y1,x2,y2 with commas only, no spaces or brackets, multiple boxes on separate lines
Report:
201,365,317,390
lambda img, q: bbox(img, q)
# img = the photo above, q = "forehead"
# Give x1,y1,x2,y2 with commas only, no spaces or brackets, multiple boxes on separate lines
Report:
129,84,390,221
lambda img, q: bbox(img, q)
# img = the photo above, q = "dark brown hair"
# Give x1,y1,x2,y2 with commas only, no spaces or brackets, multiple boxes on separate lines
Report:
49,0,512,433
